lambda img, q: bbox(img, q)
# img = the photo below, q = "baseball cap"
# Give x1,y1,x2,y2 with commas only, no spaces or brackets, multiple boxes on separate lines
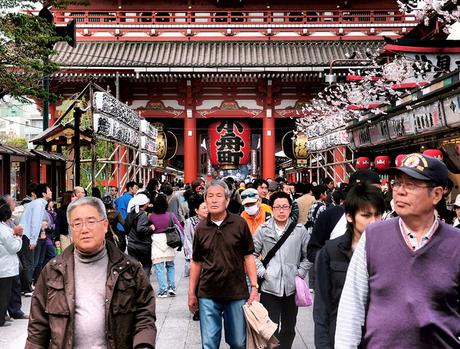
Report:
349,169,381,186
387,153,448,187
241,188,259,206
102,195,113,206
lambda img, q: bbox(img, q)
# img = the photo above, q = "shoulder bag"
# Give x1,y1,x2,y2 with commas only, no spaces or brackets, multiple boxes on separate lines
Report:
165,213,183,250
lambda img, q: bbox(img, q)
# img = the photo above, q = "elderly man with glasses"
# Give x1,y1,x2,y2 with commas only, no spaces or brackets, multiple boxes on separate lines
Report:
26,197,156,349
335,153,460,348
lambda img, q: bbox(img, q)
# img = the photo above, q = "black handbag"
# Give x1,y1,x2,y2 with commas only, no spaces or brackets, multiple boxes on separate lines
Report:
258,220,297,290
165,213,183,250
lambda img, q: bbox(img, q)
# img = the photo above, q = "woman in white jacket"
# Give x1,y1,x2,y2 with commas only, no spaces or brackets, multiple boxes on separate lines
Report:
0,198,23,327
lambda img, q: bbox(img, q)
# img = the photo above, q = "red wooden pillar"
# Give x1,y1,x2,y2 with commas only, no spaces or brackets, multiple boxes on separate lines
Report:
262,80,275,180
49,102,58,126
119,146,128,188
184,80,198,183
334,146,345,183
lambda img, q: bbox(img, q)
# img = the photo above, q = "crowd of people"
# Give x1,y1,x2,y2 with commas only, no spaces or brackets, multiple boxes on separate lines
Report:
0,152,459,348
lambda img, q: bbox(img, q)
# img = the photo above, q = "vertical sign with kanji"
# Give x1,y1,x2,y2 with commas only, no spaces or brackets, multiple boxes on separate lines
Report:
209,120,251,169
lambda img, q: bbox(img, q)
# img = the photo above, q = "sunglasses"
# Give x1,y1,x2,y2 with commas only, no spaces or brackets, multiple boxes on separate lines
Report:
241,192,258,200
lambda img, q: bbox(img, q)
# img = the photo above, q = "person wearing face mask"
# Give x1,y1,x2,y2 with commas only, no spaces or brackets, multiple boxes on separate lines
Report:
240,189,272,235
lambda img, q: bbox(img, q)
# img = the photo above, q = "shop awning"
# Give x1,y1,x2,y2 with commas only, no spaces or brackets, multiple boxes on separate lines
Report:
30,149,68,162
0,144,32,157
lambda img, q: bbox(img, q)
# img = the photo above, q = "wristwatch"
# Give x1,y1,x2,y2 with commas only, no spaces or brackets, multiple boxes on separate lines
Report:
251,284,259,289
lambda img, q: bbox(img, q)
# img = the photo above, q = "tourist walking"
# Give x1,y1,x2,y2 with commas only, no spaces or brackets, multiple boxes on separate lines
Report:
0,197,23,327
149,194,183,298
102,195,126,252
313,183,384,348
26,196,156,349
188,180,258,349
335,154,460,348
183,194,207,277
253,191,310,349
125,193,155,277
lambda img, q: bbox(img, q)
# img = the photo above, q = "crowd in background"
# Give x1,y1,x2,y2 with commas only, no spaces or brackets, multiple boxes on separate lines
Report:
3,161,460,348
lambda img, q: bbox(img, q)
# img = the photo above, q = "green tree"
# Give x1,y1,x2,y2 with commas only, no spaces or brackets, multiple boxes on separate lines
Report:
0,133,28,149
0,0,84,101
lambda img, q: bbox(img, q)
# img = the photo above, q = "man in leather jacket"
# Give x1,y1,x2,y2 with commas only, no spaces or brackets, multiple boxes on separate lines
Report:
25,197,156,349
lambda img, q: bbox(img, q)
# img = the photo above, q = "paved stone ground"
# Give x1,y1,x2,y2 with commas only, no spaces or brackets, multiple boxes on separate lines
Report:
0,254,315,349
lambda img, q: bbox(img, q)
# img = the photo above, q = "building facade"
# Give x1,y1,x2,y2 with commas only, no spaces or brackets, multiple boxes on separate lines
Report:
44,0,416,183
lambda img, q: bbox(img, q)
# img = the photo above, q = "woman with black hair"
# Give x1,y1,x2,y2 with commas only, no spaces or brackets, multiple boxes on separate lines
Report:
0,198,23,326
183,194,207,277
102,195,125,251
149,194,183,298
313,182,385,349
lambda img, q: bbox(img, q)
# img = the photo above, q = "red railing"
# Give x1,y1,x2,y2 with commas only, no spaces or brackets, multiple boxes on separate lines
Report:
49,9,411,26
24,9,416,39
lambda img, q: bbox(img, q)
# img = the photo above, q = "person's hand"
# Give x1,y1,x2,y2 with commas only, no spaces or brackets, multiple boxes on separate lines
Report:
149,224,156,231
41,221,48,229
188,292,198,314
13,225,23,236
29,243,36,251
247,287,259,305
55,241,61,248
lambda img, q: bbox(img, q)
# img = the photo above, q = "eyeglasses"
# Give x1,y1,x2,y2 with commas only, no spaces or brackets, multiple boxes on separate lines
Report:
70,218,105,231
196,186,204,192
241,192,258,200
272,205,291,211
393,179,434,192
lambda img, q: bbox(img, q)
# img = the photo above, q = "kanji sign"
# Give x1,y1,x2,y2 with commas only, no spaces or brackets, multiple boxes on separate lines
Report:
209,120,251,169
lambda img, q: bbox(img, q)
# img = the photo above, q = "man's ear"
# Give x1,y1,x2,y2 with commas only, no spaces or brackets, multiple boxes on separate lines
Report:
432,186,445,206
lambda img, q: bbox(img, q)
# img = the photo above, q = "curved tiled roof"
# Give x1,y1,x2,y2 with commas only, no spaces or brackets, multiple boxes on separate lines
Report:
52,40,384,68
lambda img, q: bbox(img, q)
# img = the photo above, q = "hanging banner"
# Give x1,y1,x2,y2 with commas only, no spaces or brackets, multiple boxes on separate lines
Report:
209,120,251,170
93,113,139,147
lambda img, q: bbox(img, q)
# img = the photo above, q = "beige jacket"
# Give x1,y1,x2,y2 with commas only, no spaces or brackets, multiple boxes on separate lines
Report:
296,193,315,225
243,301,279,349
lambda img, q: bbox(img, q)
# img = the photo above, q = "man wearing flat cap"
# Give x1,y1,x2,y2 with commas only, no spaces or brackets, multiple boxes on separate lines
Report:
335,153,460,348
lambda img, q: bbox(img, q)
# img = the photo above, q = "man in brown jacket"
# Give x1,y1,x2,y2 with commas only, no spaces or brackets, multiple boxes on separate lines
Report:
25,197,156,349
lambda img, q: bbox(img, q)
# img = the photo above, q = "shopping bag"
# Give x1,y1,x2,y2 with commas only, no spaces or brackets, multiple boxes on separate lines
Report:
295,276,313,307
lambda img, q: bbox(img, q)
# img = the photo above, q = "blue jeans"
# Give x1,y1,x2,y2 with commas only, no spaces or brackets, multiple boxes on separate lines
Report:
198,298,246,349
32,239,46,284
153,261,175,293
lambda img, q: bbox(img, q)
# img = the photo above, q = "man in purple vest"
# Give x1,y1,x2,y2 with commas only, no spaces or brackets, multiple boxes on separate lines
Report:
335,153,460,348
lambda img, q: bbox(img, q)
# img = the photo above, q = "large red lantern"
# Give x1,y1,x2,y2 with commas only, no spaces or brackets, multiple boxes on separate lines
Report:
395,154,407,167
209,120,251,169
356,156,370,169
423,149,443,160
374,156,390,170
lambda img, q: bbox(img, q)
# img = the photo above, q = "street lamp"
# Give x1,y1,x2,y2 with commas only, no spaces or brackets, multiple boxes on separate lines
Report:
324,51,374,84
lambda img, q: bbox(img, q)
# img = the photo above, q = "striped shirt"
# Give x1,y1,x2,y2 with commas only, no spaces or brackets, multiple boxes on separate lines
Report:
334,216,439,348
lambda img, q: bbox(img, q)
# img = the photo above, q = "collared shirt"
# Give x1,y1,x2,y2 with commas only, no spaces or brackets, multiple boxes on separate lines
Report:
193,211,254,300
334,216,442,348
399,216,439,251
19,198,47,245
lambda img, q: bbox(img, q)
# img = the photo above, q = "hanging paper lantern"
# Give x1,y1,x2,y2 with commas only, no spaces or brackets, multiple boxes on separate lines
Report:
395,154,407,167
209,120,251,170
356,156,370,169
423,149,443,160
374,156,391,170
